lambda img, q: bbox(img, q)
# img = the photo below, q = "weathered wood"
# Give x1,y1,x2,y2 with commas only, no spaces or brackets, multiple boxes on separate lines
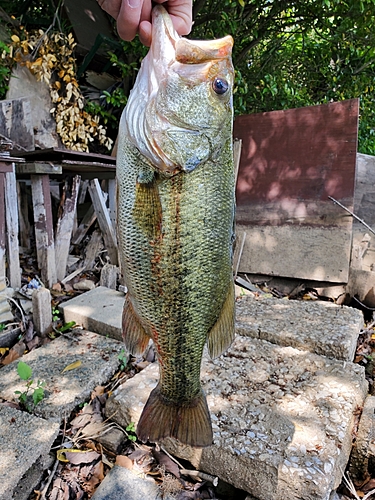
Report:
55,175,81,281
233,99,359,282
83,229,104,270
16,162,62,175
88,179,118,265
351,153,375,272
4,167,21,288
16,181,31,249
78,179,90,204
107,178,117,238
0,98,34,151
0,173,5,280
31,174,57,287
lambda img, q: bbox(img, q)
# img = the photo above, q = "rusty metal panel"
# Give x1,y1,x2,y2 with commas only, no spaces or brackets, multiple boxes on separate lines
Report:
233,99,359,282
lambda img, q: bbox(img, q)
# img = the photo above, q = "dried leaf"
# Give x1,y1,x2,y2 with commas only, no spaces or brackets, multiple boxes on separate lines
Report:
153,449,180,478
115,455,133,470
57,448,100,464
61,360,82,373
65,450,100,465
2,341,26,365
91,385,105,399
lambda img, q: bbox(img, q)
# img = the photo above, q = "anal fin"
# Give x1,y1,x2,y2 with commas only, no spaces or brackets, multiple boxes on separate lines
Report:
207,280,235,359
122,295,150,355
137,384,213,448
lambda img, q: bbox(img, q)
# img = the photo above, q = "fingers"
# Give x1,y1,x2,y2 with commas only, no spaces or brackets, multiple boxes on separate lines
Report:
97,0,122,18
116,0,144,42
154,0,192,36
98,0,193,43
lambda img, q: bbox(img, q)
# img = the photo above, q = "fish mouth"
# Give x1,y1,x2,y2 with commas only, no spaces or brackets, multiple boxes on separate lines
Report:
123,6,234,174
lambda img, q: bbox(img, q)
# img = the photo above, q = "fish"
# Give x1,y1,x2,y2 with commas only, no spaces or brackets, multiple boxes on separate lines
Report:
116,5,235,448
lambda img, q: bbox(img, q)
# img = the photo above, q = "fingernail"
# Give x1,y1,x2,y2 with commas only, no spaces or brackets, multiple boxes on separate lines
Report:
127,0,141,7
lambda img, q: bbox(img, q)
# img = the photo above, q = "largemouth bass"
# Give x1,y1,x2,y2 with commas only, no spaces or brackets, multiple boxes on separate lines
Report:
116,5,235,447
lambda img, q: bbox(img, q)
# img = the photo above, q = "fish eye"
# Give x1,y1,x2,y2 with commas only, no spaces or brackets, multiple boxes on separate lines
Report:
212,77,229,95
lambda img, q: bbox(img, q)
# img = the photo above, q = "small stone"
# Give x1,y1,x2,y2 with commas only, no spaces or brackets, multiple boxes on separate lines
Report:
73,279,96,291
96,428,126,455
32,287,52,336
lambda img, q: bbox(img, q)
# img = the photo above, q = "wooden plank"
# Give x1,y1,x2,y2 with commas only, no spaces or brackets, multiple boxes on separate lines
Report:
31,174,57,287
82,229,104,270
16,180,31,249
55,175,81,281
0,173,5,280
0,161,13,173
71,190,108,245
233,99,359,282
88,179,118,265
107,178,117,238
16,162,62,175
4,167,21,288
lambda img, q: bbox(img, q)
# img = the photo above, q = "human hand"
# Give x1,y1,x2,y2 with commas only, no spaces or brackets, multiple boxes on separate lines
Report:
97,0,192,46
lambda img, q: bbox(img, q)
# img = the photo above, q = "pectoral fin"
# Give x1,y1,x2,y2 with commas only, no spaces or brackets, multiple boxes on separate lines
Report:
122,295,150,355
207,280,235,359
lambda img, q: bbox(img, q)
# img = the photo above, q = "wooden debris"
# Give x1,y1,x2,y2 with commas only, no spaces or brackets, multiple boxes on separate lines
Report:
88,179,118,265
83,229,104,271
31,174,57,287
55,175,81,281
4,166,21,289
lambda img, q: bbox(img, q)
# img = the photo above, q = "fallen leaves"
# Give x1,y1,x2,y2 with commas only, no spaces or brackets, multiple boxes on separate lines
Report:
61,360,82,373
8,28,113,152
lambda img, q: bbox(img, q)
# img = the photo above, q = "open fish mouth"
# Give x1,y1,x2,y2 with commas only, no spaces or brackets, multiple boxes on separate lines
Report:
123,5,234,174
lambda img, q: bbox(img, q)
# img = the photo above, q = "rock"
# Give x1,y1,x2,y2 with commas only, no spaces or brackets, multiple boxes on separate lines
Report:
73,279,96,291
60,286,124,341
0,327,21,348
0,406,59,500
106,336,367,500
349,395,375,481
0,331,123,421
32,287,52,336
6,64,59,149
100,263,119,290
96,427,126,454
91,465,176,500
236,295,363,361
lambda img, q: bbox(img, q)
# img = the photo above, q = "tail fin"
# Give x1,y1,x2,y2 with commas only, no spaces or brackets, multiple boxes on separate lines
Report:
137,384,213,447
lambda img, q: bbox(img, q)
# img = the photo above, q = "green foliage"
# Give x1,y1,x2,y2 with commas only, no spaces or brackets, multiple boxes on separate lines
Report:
192,0,375,155
118,348,128,371
0,323,5,332
52,306,61,322
15,361,46,411
125,421,137,442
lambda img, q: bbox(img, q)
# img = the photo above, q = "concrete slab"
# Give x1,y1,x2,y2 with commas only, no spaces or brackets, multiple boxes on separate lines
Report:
0,331,123,420
59,286,124,341
60,287,363,362
349,395,375,481
91,465,175,500
106,336,367,500
236,295,363,361
0,406,59,500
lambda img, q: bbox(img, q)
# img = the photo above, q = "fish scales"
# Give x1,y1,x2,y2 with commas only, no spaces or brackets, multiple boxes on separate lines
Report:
116,5,235,447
